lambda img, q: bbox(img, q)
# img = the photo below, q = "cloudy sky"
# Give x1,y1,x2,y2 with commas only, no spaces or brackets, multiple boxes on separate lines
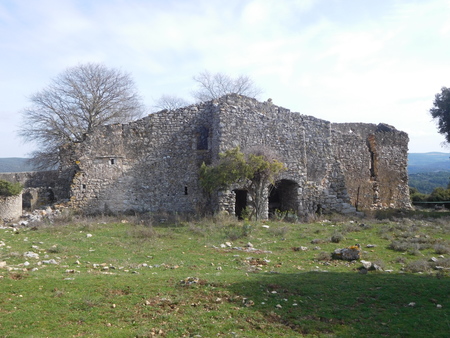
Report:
1,0,450,158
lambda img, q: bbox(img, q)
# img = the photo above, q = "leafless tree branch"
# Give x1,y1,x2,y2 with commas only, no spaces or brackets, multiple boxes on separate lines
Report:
152,95,190,112
19,63,145,169
192,70,262,102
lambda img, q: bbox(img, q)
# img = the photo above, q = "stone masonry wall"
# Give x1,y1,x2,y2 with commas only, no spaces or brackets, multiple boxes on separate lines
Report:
203,95,355,217
0,194,22,223
62,94,409,217
0,171,59,189
0,171,62,210
66,102,218,214
331,123,411,210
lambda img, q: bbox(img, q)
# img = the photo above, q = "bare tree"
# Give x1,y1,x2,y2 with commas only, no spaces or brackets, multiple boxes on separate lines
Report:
192,70,262,102
19,63,145,169
152,94,190,112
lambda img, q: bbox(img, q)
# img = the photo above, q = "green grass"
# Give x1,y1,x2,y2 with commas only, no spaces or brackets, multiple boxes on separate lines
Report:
1,212,450,337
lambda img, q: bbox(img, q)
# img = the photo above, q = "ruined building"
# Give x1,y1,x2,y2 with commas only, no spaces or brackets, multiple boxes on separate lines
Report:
61,94,411,218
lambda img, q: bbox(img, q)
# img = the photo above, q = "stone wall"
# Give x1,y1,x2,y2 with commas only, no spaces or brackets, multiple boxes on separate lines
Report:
65,102,217,214
62,94,410,218
211,95,356,217
0,171,59,188
0,194,22,223
0,171,63,209
331,123,411,210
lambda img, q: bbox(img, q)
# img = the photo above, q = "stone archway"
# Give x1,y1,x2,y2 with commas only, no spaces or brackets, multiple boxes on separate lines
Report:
268,179,299,217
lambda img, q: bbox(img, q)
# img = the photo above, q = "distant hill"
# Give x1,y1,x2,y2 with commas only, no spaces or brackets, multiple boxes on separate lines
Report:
408,171,449,194
408,152,450,174
0,158,37,173
407,152,450,193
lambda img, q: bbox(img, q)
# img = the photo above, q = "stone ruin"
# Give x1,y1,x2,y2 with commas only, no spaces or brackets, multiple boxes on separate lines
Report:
54,94,411,219
0,94,411,222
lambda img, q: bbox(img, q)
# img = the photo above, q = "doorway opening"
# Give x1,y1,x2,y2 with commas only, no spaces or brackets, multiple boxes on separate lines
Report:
234,189,248,220
268,179,298,217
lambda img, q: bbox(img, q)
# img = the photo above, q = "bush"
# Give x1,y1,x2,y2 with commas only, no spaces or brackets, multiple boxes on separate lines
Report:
223,223,252,241
330,232,345,243
410,187,428,202
404,260,431,273
316,251,332,261
341,223,361,233
393,256,407,264
128,225,157,239
0,180,23,197
434,243,450,254
428,187,450,202
430,257,450,269
269,225,290,238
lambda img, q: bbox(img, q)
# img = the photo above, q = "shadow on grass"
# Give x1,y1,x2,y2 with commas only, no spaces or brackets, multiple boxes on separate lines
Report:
227,271,450,336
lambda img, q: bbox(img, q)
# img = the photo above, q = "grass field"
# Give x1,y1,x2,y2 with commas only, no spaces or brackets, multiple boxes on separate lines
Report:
0,211,449,337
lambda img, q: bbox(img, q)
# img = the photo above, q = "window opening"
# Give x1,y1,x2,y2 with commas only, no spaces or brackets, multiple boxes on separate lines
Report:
184,186,188,195
197,126,209,150
110,158,115,165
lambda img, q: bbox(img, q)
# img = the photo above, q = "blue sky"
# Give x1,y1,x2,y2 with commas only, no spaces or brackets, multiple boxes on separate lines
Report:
1,0,450,157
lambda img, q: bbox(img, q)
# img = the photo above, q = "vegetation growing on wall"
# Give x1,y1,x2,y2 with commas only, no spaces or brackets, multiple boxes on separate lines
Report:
200,146,285,220
0,179,23,197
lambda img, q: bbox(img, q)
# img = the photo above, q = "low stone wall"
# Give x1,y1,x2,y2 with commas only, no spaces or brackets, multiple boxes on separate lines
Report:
0,171,67,208
0,171,59,189
0,194,22,223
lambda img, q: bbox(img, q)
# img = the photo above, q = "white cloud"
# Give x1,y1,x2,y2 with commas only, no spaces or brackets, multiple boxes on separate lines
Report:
1,0,450,157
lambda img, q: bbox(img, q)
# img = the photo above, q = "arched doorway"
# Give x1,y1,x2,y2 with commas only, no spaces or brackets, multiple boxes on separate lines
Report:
268,179,299,217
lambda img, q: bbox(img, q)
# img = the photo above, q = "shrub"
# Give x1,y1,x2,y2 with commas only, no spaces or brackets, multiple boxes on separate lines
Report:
341,223,361,233
388,237,434,253
428,187,450,202
404,260,430,273
272,209,298,223
128,225,157,239
0,180,23,197
410,187,428,202
330,232,345,243
269,226,290,238
407,244,422,256
393,256,407,264
372,260,386,271
316,251,332,261
434,243,450,255
431,257,450,268
47,245,64,254
223,223,252,241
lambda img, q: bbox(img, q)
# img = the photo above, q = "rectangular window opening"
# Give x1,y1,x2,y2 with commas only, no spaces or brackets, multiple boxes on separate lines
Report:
110,158,115,165
197,126,209,150
184,186,188,195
